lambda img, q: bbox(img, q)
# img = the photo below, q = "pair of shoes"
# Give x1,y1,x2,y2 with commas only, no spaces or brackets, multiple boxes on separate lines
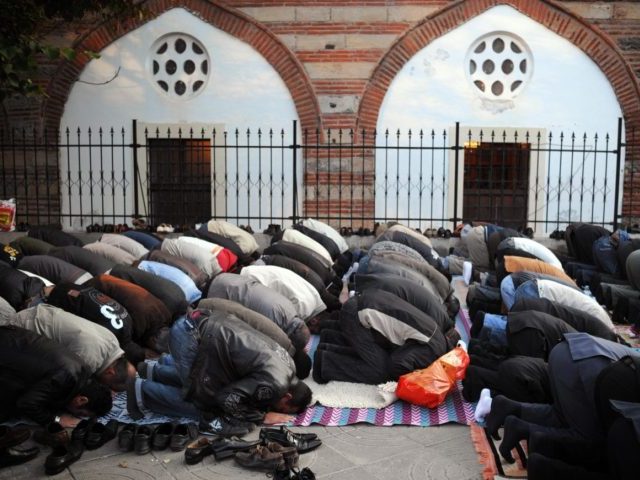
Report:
33,421,69,447
0,445,40,468
151,422,197,451
157,223,175,233
0,425,31,450
259,426,322,454
199,415,255,437
84,420,118,450
44,441,83,475
339,227,353,237
240,225,255,234
183,436,261,465
234,442,297,472
549,229,565,240
263,224,282,235
115,422,151,455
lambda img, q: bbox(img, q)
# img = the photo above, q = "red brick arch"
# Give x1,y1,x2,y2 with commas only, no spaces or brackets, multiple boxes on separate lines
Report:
358,0,640,132
42,0,321,132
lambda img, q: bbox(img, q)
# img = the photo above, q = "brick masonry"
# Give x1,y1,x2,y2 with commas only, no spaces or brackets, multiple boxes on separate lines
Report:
3,0,640,226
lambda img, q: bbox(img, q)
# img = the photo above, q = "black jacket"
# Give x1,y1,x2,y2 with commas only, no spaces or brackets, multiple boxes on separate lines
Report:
506,311,577,361
264,241,338,286
0,325,91,425
188,311,296,423
46,282,145,365
48,245,115,276
354,273,453,332
0,265,44,309
28,226,84,247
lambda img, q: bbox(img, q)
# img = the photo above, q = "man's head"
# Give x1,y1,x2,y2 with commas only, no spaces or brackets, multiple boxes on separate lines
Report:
272,381,312,414
97,356,136,391
66,380,113,418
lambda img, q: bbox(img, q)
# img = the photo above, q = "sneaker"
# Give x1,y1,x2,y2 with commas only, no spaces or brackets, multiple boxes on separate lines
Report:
199,416,255,437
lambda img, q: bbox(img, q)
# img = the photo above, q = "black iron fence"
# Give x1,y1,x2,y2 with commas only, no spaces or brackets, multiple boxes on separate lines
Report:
0,119,633,234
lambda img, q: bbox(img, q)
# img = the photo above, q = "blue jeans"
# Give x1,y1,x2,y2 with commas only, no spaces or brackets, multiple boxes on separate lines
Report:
513,279,541,307
501,276,517,310
479,314,508,346
140,315,201,419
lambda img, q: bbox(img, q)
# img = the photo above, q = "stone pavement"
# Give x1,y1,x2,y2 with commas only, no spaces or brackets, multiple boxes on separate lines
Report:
0,423,481,480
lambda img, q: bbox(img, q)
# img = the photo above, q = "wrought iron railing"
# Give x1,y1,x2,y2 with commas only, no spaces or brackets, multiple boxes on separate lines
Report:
0,119,631,234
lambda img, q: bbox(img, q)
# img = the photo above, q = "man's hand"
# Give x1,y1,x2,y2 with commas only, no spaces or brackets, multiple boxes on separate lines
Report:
263,412,295,425
58,413,81,428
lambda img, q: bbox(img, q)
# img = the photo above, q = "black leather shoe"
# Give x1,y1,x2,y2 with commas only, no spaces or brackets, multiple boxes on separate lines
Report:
85,420,118,450
260,426,318,443
210,436,262,460
0,445,40,468
44,443,83,475
33,422,69,447
184,437,214,465
169,423,197,452
134,426,153,455
71,418,95,444
259,428,322,454
118,424,135,452
0,425,31,449
151,422,173,450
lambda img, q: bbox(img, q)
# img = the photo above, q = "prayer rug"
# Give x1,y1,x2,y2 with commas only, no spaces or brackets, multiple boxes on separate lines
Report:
614,323,640,348
470,422,528,479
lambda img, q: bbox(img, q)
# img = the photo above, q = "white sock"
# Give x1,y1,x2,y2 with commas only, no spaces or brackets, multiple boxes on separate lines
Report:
474,388,493,424
463,261,473,286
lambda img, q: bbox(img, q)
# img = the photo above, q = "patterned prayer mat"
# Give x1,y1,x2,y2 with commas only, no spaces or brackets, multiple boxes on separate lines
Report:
614,324,640,348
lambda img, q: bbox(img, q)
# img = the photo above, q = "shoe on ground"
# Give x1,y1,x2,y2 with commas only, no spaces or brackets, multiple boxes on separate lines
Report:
134,425,153,455
84,419,118,450
169,423,198,452
0,445,40,468
209,436,262,460
0,425,31,450
71,417,96,444
151,422,174,451
260,426,318,443
184,437,214,465
259,427,322,454
234,444,286,472
33,421,69,447
44,443,83,475
118,424,136,452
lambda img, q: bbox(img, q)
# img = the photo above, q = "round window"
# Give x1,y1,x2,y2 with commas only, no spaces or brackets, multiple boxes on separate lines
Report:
149,33,210,99
466,32,533,100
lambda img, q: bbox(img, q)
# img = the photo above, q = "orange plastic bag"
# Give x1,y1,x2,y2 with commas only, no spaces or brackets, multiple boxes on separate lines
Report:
396,346,470,408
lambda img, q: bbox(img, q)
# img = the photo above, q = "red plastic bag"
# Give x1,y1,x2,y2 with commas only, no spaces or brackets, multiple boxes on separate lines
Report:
396,346,470,408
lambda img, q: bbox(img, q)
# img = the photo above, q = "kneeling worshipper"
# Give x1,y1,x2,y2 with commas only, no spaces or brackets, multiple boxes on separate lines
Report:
313,289,454,385
0,326,112,427
128,309,314,438
477,333,640,473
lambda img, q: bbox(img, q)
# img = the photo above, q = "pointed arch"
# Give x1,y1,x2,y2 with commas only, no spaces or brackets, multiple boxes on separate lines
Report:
358,0,640,132
42,0,321,132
